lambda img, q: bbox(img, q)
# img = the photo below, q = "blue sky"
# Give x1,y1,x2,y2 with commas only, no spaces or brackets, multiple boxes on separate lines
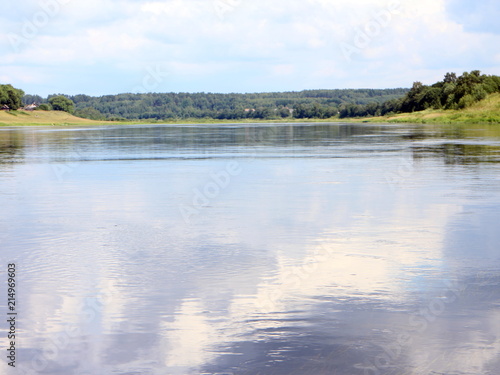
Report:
1,0,499,96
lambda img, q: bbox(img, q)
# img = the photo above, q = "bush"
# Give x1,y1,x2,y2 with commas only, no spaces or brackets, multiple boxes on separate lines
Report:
74,107,106,120
472,86,487,102
49,95,75,113
36,103,52,111
458,94,475,109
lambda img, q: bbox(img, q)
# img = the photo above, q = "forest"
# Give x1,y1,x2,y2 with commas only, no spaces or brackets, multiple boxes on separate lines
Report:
22,89,408,121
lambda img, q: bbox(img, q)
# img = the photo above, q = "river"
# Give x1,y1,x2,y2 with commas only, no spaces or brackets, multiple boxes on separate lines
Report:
1,122,500,375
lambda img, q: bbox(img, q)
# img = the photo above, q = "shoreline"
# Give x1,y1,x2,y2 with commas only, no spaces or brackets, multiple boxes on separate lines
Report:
2,114,498,127
1,114,498,127
2,118,498,127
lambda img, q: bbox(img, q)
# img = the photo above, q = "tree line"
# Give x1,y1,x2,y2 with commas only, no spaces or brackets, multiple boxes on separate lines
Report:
339,70,500,118
22,89,408,121
10,70,500,121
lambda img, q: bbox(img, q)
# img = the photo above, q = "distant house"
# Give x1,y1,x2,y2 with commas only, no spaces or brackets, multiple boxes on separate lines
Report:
24,103,38,111
1,105,9,111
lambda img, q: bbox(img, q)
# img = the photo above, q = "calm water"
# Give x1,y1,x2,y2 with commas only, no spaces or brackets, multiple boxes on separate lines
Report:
1,122,500,375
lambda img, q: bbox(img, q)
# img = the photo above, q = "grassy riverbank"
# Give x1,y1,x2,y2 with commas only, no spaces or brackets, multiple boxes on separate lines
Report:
0,110,340,126
0,110,109,126
360,93,500,125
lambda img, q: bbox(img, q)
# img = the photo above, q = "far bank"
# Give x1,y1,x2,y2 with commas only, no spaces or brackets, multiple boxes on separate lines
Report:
1,93,500,127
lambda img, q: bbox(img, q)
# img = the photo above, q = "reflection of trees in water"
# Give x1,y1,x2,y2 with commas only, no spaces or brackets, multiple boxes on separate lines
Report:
55,124,390,150
0,124,390,169
405,123,500,165
0,131,25,167
412,143,500,165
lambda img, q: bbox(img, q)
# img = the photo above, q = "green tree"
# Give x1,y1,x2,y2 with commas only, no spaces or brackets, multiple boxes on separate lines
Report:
36,104,52,111
458,94,475,109
401,81,426,112
74,107,106,120
0,84,25,110
420,87,442,109
443,72,457,84
49,95,75,113
22,94,43,105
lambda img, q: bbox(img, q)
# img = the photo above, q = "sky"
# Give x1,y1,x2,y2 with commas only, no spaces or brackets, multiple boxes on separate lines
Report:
1,0,500,96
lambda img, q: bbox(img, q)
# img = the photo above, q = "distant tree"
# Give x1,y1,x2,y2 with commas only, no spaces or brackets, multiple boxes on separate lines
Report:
420,87,442,109
19,88,410,120
0,84,25,110
401,82,426,112
277,106,292,118
458,94,475,109
36,103,52,111
74,107,106,120
443,72,457,84
380,98,403,115
364,102,380,116
70,94,92,103
293,104,307,118
471,85,487,102
49,95,75,113
22,94,44,105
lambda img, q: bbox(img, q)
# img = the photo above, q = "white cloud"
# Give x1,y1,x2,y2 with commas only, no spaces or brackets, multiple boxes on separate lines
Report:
141,0,201,18
1,0,500,94
271,64,295,76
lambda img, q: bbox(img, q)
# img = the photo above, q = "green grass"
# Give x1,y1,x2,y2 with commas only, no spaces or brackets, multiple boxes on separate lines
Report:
376,93,500,125
0,110,105,126
0,110,345,126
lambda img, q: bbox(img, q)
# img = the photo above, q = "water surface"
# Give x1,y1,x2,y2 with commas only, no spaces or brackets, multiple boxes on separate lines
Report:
1,122,500,375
